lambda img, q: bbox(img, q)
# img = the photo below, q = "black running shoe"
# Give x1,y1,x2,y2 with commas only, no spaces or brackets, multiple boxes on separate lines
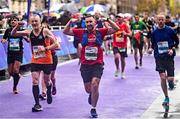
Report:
52,87,57,95
139,59,142,67
168,80,175,90
32,104,43,112
13,89,18,94
88,94,91,105
39,94,47,100
13,87,18,94
90,108,98,118
135,66,139,69
47,85,52,104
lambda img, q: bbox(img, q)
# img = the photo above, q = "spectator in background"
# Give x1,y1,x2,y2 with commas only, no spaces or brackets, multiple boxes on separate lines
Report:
58,11,71,26
0,15,5,34
94,11,104,28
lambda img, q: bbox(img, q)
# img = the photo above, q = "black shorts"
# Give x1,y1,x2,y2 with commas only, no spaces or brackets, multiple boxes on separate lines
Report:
73,37,80,48
50,55,58,71
132,39,144,50
31,63,52,75
155,58,174,77
105,35,112,41
7,52,23,64
113,47,128,57
147,32,151,39
80,64,104,83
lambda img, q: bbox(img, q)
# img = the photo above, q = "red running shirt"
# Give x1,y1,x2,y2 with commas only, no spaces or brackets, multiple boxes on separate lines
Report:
73,28,108,65
113,22,129,48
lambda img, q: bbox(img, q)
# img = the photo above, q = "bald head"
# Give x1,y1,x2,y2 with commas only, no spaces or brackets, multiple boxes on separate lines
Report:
30,14,41,29
156,14,165,29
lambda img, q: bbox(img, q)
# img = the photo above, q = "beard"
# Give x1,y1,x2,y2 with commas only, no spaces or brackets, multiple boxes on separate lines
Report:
87,24,94,31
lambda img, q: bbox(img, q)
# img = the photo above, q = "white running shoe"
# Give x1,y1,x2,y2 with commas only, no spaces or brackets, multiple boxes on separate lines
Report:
114,70,120,77
121,72,125,79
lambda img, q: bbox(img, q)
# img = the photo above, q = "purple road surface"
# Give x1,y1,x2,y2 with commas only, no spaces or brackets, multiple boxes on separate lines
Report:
0,55,180,118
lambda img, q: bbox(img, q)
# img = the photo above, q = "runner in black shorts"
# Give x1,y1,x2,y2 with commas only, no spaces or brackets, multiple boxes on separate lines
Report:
63,15,119,118
150,14,179,117
1,15,28,94
39,21,60,100
113,47,128,57
11,14,59,112
112,14,131,79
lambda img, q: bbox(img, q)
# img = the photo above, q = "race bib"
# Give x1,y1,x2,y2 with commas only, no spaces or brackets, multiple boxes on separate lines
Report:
118,48,126,53
133,30,140,34
9,38,20,51
157,41,169,54
116,32,124,42
33,45,46,59
85,46,98,60
143,31,147,36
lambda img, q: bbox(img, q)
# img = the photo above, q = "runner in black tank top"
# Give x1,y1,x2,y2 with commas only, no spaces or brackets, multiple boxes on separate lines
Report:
11,14,59,112
1,15,26,94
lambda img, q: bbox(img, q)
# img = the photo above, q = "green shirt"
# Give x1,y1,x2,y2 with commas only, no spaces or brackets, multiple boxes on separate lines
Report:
131,21,147,41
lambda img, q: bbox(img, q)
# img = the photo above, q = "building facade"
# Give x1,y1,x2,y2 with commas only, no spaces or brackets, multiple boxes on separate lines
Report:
5,0,139,15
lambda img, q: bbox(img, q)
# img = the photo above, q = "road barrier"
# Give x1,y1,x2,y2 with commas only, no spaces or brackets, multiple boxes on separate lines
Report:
0,30,76,70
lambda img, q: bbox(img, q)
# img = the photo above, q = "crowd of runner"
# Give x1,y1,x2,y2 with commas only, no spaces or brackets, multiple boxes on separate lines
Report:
0,11,179,118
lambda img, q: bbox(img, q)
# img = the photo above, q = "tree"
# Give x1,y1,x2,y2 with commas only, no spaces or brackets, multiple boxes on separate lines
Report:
136,0,167,14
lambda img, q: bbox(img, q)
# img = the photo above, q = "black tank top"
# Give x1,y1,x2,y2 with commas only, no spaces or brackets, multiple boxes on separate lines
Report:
30,28,46,47
5,28,24,54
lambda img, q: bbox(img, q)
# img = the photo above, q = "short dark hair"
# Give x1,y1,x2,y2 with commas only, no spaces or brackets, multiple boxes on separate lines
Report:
166,15,170,19
9,15,19,22
134,13,139,17
84,14,94,19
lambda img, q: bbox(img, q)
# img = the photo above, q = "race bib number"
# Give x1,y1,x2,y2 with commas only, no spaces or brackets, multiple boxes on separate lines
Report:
85,46,98,60
118,48,126,53
9,38,20,51
157,41,169,54
116,32,124,42
33,45,46,59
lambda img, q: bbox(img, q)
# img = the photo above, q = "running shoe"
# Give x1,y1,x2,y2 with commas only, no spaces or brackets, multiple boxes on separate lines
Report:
13,87,18,94
52,86,57,95
168,80,175,90
139,59,142,67
47,85,52,104
121,72,125,79
135,66,139,69
162,97,169,108
114,70,120,77
32,104,43,112
90,108,98,118
13,89,18,94
39,93,47,100
88,93,91,105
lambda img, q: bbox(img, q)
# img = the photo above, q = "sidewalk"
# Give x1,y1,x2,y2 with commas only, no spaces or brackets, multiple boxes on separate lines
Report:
140,72,180,119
